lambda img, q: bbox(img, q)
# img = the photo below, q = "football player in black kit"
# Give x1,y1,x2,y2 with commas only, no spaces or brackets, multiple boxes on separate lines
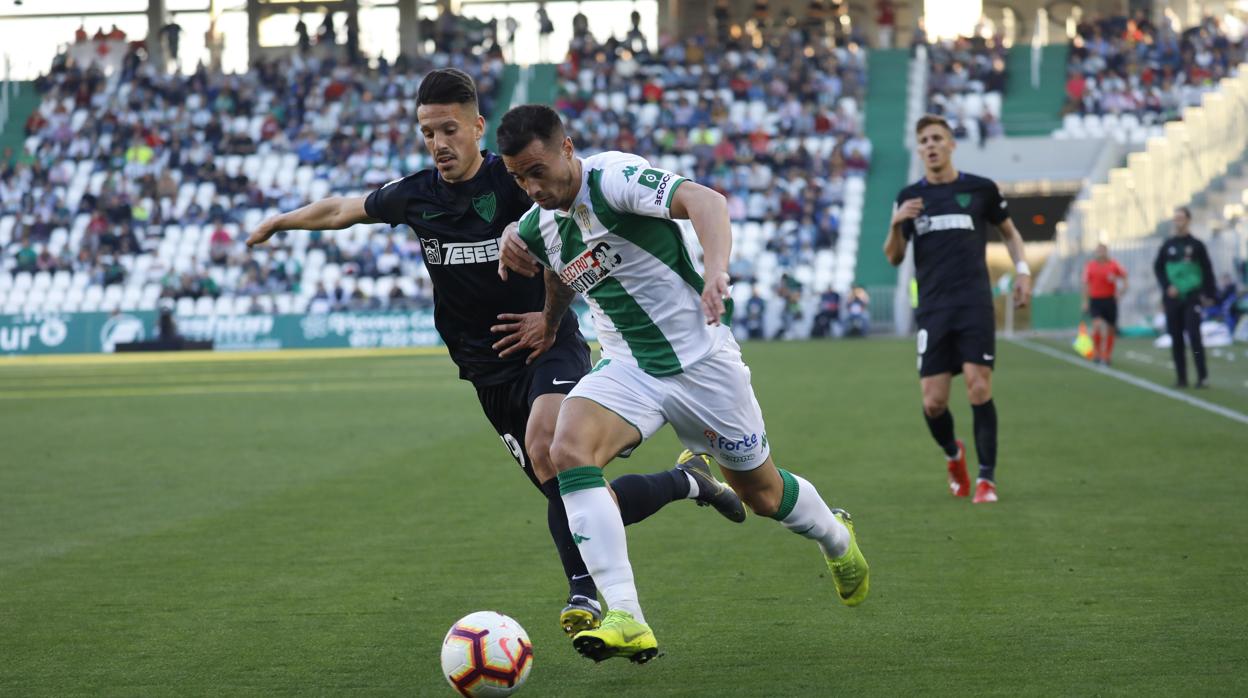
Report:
884,115,1032,505
247,69,744,637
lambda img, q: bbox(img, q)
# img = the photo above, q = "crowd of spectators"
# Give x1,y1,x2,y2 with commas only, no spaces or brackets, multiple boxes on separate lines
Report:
555,14,871,315
5,6,876,334
1064,12,1247,121
923,29,1008,144
3,42,504,311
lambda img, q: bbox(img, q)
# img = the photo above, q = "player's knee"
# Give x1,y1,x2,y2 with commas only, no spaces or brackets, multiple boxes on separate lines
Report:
739,485,781,517
548,437,590,473
967,381,992,404
525,433,555,478
922,397,948,417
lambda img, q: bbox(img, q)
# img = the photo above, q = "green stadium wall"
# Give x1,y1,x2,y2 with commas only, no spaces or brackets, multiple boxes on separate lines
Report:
484,65,520,152
858,49,912,288
0,306,600,356
1001,44,1069,136
1029,292,1083,330
1,82,40,163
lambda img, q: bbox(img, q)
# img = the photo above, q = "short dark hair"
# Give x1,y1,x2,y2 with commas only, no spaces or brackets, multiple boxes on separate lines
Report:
417,68,478,110
915,114,953,135
496,104,566,157
1175,206,1191,219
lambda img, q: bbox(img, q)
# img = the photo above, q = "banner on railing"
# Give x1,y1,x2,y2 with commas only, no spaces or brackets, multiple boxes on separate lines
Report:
0,307,599,356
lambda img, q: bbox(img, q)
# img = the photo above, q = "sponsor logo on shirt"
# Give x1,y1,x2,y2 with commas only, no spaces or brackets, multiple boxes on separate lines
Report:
914,213,974,236
559,242,621,294
420,237,442,264
702,429,763,463
420,237,500,265
637,168,674,206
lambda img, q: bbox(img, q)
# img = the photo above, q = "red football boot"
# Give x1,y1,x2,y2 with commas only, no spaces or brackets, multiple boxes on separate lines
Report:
947,440,970,497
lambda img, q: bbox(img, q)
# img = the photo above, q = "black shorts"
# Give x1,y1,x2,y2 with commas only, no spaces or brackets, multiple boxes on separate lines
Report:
1088,297,1118,327
916,307,995,377
474,333,592,489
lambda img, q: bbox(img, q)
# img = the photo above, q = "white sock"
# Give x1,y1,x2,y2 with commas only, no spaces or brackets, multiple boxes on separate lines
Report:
775,471,851,559
562,481,645,622
683,471,700,499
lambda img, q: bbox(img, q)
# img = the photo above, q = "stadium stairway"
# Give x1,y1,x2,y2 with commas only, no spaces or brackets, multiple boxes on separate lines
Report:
525,64,559,105
857,48,911,288
485,64,556,151
1001,44,1068,136
1,81,40,162
485,65,520,152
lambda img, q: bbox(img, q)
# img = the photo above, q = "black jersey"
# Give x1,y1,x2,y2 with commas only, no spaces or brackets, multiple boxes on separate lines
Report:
365,151,580,386
896,172,1010,315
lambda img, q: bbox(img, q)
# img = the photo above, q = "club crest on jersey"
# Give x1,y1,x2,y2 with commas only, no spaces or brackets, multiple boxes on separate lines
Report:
559,242,622,294
573,204,592,230
420,237,442,265
956,192,973,209
473,192,497,223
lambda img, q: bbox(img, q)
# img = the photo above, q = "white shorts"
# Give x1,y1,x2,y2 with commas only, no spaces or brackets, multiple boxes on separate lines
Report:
566,340,770,471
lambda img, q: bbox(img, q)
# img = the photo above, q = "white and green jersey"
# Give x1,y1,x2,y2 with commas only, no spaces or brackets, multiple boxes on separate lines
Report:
517,151,732,377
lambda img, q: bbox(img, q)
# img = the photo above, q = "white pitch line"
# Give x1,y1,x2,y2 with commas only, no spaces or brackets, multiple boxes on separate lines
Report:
1009,338,1248,427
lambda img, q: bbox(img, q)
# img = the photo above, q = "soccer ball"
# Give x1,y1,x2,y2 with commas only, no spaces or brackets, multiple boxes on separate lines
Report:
440,611,533,697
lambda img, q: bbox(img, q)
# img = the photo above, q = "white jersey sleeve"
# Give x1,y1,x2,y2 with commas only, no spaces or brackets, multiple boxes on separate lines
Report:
595,153,688,220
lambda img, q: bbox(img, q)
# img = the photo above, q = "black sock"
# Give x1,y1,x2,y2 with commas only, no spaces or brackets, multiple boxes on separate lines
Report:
611,469,689,526
924,408,960,458
539,478,597,599
972,399,998,482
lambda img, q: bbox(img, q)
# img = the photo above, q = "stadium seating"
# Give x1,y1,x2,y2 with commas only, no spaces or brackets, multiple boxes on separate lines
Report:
2,51,505,315
4,21,876,334
924,34,1007,143
1052,14,1246,140
556,30,872,328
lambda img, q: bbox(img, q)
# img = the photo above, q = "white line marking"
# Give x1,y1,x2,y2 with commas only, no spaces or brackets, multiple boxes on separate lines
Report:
1009,338,1248,426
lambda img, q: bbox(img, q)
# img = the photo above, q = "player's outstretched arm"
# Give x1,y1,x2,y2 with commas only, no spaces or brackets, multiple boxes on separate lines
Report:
885,198,922,266
246,196,375,248
670,182,731,325
996,217,1032,307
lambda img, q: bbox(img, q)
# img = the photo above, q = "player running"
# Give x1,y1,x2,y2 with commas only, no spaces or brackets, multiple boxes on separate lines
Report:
495,104,869,664
245,69,745,637
884,114,1031,505
1083,243,1127,365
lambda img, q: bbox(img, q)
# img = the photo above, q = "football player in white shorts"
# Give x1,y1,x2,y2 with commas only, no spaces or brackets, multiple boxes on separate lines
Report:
494,104,871,664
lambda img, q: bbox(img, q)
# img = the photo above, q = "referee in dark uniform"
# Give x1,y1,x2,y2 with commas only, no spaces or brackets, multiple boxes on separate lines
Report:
884,115,1032,504
1154,206,1217,388
246,69,743,635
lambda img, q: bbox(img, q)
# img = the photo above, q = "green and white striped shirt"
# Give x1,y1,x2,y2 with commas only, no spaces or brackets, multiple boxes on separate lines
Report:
517,151,732,377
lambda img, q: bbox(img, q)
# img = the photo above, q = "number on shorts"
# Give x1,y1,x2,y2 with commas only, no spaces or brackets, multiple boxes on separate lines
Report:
501,433,526,468
917,328,928,355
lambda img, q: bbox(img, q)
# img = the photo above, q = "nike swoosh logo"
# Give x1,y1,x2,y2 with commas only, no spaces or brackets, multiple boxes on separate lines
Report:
983,354,994,360
571,573,592,581
552,379,577,385
621,629,650,642
421,211,446,220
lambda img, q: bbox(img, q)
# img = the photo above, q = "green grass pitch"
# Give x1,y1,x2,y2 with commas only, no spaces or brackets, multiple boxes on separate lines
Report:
2,339,1246,696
